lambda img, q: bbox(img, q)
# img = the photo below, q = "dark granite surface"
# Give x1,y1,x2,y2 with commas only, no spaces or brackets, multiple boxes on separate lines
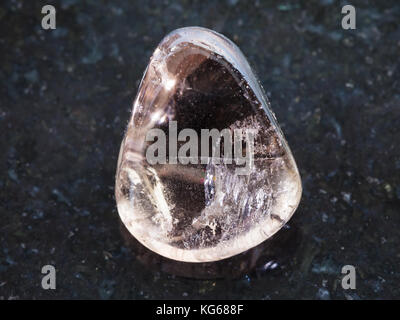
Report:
1,0,399,299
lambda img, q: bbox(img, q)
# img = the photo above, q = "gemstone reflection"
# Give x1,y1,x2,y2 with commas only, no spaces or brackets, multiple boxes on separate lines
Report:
115,27,302,263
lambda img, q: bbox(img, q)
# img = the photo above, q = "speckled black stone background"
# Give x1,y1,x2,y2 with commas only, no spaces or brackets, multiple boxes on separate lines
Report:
1,0,399,300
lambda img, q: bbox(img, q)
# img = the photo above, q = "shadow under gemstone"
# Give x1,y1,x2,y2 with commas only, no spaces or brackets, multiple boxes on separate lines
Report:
119,217,302,279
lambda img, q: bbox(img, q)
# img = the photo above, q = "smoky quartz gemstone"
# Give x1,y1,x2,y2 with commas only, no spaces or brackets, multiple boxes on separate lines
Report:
115,27,302,263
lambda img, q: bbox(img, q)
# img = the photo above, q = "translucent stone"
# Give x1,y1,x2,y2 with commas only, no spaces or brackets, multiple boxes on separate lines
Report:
115,27,302,263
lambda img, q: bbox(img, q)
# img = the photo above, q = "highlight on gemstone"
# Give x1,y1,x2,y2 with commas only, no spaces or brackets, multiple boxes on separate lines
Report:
115,26,302,263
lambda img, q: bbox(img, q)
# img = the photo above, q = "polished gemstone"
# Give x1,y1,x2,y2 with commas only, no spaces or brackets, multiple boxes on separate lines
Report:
115,27,302,263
